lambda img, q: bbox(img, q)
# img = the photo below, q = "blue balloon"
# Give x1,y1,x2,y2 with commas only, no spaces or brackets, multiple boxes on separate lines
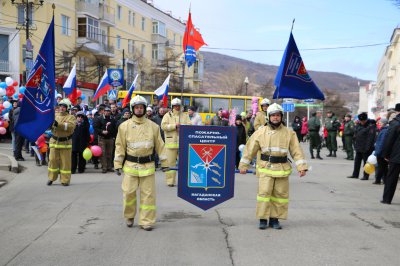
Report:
1,109,7,115
2,96,8,101
81,94,86,101
19,86,26,94
13,93,19,100
0,82,6,89
89,125,94,134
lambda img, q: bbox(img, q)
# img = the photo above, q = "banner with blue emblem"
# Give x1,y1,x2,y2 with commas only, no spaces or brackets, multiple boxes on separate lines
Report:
107,68,124,87
178,126,236,210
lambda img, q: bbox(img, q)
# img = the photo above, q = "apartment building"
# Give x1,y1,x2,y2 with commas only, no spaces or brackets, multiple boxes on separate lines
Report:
0,0,204,101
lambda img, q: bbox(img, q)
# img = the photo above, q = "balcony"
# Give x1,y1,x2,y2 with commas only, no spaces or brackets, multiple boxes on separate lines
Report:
100,3,115,25
151,33,167,44
76,0,100,19
0,60,9,72
76,38,114,57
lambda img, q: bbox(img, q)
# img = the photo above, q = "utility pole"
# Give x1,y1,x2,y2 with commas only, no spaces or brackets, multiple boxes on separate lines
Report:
122,48,125,90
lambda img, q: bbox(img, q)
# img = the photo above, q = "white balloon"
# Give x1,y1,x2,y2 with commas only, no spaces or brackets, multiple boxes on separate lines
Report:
239,144,245,152
0,88,5,96
3,101,11,109
5,77,13,86
3,113,9,121
367,154,377,165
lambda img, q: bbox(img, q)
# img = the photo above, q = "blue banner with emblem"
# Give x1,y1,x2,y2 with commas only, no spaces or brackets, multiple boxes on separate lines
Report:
178,126,237,210
107,68,124,87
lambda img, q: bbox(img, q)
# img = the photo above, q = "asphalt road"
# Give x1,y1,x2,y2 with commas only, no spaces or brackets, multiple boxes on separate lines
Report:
0,145,399,266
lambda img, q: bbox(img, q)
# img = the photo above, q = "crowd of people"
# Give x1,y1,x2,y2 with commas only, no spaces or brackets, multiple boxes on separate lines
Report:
3,92,400,230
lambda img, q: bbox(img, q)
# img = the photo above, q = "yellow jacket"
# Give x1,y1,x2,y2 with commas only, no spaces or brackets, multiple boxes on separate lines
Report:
161,109,191,149
114,116,167,177
254,111,267,131
239,123,308,177
49,112,76,149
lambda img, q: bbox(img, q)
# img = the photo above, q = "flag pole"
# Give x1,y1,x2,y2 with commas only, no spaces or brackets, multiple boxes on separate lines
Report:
291,18,295,32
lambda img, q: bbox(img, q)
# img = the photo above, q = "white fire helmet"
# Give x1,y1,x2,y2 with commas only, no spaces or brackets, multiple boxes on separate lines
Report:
260,98,271,106
267,103,284,117
130,95,147,112
171,98,182,107
58,98,72,110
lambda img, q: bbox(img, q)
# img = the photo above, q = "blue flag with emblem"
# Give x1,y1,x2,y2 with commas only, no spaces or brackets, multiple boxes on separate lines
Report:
15,17,55,142
273,33,325,100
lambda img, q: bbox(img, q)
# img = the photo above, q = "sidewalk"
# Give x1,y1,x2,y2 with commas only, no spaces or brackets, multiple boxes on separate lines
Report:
0,141,19,173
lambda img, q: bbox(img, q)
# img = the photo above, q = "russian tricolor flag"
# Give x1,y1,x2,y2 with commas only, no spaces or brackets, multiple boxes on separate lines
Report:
63,63,77,104
122,74,138,108
154,74,170,108
92,70,111,102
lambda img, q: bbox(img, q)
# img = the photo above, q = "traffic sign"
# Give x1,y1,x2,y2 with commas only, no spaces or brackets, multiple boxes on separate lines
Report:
303,99,315,103
282,102,295,112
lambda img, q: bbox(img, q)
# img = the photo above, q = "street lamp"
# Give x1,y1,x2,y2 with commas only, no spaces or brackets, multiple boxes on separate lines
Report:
244,76,249,96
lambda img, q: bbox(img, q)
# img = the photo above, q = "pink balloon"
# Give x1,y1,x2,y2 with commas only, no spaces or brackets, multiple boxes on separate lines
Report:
0,127,6,135
90,145,102,157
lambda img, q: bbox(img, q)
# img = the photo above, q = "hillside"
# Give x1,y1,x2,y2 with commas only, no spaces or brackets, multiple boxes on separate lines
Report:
201,51,368,103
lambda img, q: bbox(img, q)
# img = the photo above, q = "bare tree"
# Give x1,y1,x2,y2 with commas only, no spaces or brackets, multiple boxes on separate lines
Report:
220,65,247,95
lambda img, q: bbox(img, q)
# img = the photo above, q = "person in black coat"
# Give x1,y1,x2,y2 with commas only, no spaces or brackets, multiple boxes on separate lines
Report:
380,104,400,204
347,112,377,180
291,116,302,142
235,115,247,169
71,111,90,174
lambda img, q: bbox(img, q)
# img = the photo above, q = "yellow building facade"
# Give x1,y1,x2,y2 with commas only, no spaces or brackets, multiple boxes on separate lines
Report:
0,0,204,102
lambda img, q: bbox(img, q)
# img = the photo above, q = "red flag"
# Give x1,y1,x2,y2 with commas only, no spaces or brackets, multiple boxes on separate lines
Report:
183,12,206,67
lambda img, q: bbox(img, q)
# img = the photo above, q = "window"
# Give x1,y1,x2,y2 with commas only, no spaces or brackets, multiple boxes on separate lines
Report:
231,99,245,113
17,5,33,25
192,97,210,113
117,5,122,20
152,44,158,60
128,11,131,24
61,15,70,36
173,33,176,44
127,62,134,84
211,98,229,113
132,12,135,26
78,57,86,72
116,35,121,50
141,44,146,57
62,51,70,71
0,34,9,62
152,21,166,37
78,17,100,42
128,40,135,54
141,17,146,31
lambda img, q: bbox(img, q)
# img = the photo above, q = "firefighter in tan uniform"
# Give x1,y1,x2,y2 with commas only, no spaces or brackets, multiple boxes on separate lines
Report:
47,99,76,186
239,103,308,230
161,98,191,187
253,98,270,130
114,96,168,231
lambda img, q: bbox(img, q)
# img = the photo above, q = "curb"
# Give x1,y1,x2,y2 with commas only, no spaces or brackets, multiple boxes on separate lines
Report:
0,152,19,173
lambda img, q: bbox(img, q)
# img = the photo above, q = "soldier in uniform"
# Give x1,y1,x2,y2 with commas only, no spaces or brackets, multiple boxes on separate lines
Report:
47,99,77,186
161,98,191,187
308,111,323,159
114,95,168,230
343,114,355,160
239,103,308,230
254,98,270,130
325,111,341,157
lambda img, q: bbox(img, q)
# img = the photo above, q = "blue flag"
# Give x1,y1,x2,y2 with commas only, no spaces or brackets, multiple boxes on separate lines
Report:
15,17,55,142
273,33,325,100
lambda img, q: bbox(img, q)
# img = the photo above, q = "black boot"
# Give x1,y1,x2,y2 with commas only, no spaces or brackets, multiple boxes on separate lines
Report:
327,150,332,157
269,218,282,229
310,150,315,159
333,151,337,157
316,151,323,160
259,219,268,230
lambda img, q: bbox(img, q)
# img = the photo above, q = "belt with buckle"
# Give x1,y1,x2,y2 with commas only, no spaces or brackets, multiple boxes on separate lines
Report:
260,154,288,163
126,154,155,164
52,135,72,142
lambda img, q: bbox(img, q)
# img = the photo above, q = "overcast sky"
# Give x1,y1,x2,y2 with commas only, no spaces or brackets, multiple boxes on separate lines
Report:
153,0,400,81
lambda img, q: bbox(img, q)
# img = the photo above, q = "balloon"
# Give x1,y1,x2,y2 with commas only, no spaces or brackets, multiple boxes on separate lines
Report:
0,82,6,89
364,163,375,175
0,127,6,135
12,80,18,86
39,144,48,154
83,148,93,160
238,144,245,152
252,97,259,115
3,101,11,109
77,89,82,97
19,86,26,94
0,121,3,127
19,93,24,99
13,93,19,100
90,145,102,157
6,86,15,97
0,88,5,96
5,77,13,86
81,94,86,101
339,131,343,137
3,113,9,121
2,96,7,101
2,121,8,128
89,125,94,134
367,154,377,165
89,134,94,143
36,135,46,144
